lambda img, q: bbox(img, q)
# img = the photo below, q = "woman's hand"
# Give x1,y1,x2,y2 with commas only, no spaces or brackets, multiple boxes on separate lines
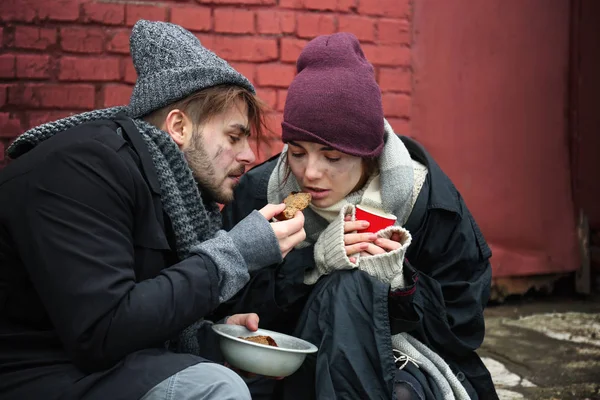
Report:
343,216,404,263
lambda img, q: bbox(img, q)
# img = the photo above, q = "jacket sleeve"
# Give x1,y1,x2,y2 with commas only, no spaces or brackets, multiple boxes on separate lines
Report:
216,164,314,333
13,140,226,372
409,194,492,359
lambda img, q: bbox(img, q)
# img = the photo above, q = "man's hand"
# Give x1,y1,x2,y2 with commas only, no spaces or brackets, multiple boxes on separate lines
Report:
226,313,259,331
259,204,306,258
224,313,283,380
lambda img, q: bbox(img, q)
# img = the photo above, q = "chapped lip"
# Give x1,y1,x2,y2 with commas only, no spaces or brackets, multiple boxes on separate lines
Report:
305,186,328,191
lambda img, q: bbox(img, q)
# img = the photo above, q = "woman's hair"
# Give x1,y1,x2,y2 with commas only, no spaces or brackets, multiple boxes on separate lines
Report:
279,150,379,195
144,84,270,151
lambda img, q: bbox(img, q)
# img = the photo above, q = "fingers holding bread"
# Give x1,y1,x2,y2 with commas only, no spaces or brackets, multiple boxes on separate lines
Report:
276,191,312,221
260,192,311,258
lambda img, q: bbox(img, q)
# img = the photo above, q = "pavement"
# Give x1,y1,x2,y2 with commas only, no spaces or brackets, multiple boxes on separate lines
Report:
480,294,600,399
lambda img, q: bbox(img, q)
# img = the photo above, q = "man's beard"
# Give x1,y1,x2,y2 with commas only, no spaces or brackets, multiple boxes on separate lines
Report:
183,132,242,204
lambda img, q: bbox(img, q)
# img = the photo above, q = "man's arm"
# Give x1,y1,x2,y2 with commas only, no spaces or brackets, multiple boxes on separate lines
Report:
13,140,279,372
217,166,314,333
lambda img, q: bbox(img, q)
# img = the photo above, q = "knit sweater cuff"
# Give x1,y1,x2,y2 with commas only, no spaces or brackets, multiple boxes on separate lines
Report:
227,210,283,271
305,204,357,285
358,226,412,290
190,231,249,303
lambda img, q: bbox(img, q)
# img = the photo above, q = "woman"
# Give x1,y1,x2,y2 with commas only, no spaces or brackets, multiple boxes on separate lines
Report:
213,33,497,400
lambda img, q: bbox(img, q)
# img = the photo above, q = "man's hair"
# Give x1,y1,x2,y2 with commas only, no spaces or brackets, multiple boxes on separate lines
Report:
144,84,269,148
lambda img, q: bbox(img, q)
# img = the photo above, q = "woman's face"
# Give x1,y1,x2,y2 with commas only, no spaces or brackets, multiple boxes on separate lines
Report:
286,141,366,208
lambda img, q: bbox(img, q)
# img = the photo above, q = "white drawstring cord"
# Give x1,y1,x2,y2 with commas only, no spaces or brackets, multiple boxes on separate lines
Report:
393,349,420,370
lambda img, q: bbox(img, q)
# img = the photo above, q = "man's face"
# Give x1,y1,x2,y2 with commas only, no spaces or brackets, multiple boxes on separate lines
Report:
182,100,256,203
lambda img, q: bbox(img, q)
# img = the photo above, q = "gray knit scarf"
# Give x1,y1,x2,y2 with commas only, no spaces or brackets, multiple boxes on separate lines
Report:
266,119,415,246
7,106,222,354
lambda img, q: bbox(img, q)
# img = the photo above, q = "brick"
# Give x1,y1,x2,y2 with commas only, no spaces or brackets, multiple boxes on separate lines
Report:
28,111,76,129
229,62,256,82
214,9,255,34
103,84,133,107
83,2,125,25
267,139,284,157
255,88,277,110
124,59,137,84
0,27,3,46
61,27,105,53
0,85,7,108
0,113,22,138
251,137,283,166
377,19,410,45
359,0,410,18
0,55,16,78
362,44,411,67
107,30,131,54
378,67,411,92
170,6,211,32
255,64,296,88
256,10,295,34
9,84,95,109
296,13,336,39
59,57,121,82
126,4,168,27
280,37,308,63
276,89,287,112
197,0,275,5
198,35,277,62
338,15,376,42
38,0,81,22
280,0,352,12
0,0,36,22
386,117,410,136
196,33,212,47
16,55,51,79
264,112,283,138
14,26,57,50
381,93,410,118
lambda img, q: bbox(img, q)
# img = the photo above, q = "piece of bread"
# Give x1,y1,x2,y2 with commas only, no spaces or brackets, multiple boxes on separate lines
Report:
276,191,312,220
240,335,279,347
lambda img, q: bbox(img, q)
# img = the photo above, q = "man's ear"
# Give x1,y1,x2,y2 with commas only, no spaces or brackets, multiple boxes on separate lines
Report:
164,109,192,148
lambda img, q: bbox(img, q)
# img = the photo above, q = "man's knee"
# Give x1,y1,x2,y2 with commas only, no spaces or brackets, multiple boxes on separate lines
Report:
142,363,251,400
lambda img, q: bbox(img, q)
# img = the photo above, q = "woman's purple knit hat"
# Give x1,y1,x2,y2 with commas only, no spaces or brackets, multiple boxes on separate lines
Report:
282,32,384,158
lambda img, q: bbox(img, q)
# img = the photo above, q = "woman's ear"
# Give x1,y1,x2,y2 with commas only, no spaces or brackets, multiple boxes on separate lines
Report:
164,109,192,148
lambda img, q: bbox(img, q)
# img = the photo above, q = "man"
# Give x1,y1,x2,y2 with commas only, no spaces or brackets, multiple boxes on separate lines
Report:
0,20,305,400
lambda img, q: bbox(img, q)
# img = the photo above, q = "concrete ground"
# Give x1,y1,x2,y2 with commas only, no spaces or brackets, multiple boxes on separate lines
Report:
479,295,600,400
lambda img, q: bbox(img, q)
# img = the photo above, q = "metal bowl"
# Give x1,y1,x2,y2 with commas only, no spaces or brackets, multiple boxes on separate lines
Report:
211,324,318,377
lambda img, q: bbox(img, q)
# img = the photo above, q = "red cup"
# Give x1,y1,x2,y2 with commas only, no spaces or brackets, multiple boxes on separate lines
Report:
355,205,397,234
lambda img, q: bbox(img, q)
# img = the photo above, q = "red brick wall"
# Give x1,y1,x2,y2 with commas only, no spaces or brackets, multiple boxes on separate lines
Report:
0,0,412,167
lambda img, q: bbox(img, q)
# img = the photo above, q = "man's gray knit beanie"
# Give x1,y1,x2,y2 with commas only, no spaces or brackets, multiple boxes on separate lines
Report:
128,19,255,118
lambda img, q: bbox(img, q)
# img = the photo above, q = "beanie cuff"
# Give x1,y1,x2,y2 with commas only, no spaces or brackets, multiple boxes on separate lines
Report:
282,121,383,158
130,67,255,118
